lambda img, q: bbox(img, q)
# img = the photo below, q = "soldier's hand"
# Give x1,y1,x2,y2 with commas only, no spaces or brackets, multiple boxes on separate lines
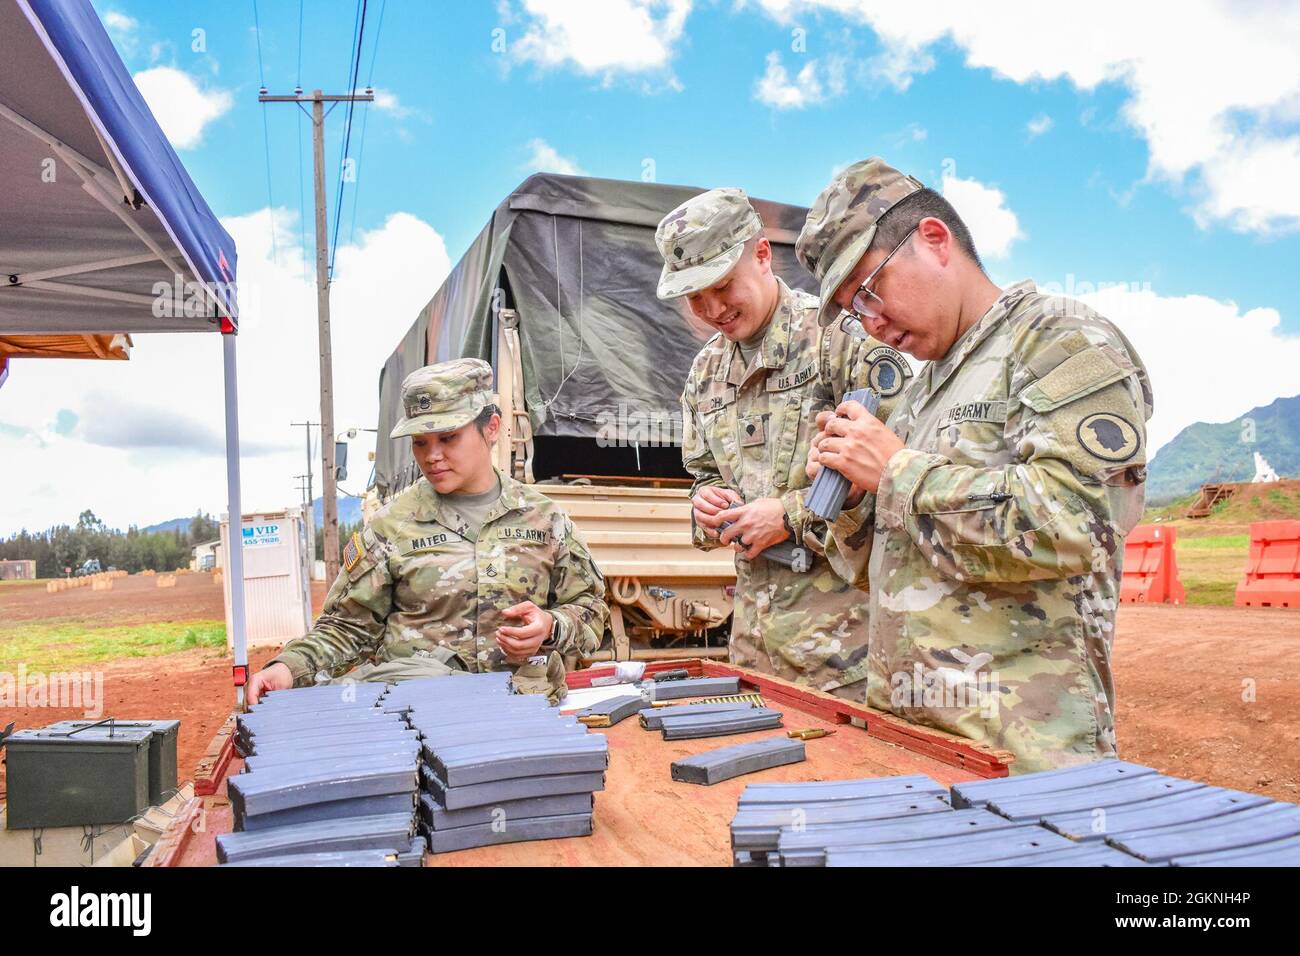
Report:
718,497,789,561
816,399,904,493
499,601,553,662
692,485,743,539
247,662,293,705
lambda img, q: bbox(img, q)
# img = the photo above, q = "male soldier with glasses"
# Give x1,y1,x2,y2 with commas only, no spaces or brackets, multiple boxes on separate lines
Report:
658,187,911,701
800,158,1153,772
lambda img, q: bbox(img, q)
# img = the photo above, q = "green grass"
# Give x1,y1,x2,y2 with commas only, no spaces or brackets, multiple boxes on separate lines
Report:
0,620,227,670
1172,535,1250,606
1178,534,1251,551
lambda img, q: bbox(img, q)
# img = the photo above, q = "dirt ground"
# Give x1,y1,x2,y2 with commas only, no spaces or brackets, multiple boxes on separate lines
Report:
0,573,324,800
1,570,244,625
2,583,1299,805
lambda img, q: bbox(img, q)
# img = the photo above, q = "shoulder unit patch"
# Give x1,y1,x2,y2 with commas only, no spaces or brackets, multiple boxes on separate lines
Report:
342,531,364,572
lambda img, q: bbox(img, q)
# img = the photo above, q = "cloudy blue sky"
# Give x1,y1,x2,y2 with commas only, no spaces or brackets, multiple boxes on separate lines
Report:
2,0,1298,534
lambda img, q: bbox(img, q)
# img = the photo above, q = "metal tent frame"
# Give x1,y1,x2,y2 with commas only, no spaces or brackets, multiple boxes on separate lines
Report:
0,0,249,703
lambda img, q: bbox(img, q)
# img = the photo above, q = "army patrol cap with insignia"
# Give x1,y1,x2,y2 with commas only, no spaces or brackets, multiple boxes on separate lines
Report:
796,157,924,327
389,358,496,439
655,187,763,300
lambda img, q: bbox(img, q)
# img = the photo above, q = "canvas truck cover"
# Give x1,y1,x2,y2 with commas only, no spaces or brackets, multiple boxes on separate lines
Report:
374,173,815,496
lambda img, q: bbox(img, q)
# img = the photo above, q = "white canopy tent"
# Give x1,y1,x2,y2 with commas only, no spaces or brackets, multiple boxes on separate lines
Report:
0,0,251,702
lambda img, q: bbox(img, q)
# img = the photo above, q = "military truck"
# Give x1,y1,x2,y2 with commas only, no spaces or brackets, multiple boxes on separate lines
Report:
371,174,817,660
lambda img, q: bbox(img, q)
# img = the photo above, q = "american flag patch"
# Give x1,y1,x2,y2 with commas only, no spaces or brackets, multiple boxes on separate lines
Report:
342,531,364,572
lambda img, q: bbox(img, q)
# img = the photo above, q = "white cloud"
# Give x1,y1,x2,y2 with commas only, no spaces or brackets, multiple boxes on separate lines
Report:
0,210,450,535
754,51,845,109
103,10,137,35
523,138,585,175
132,67,233,150
1065,283,1300,453
752,0,1300,234
511,0,691,77
371,89,423,122
1026,113,1052,138
940,172,1024,259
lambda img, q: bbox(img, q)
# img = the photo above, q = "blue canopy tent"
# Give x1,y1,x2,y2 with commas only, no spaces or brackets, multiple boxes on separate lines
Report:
0,0,250,702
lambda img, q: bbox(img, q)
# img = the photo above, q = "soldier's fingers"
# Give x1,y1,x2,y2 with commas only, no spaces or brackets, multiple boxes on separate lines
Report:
501,602,536,619
699,486,734,508
823,416,857,438
836,399,869,420
814,409,835,429
694,507,724,528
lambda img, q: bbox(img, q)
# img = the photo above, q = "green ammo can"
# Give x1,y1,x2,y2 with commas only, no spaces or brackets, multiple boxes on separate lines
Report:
3,723,154,829
44,719,180,806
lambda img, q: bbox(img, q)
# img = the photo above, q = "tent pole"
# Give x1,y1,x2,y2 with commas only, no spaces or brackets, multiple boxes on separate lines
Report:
222,328,248,707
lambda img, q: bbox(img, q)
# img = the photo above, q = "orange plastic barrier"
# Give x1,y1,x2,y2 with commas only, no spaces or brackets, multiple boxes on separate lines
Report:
1235,520,1300,609
1120,524,1186,605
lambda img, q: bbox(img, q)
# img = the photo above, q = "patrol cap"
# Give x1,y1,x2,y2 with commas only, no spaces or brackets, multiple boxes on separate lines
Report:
796,158,924,326
655,187,763,300
389,358,496,439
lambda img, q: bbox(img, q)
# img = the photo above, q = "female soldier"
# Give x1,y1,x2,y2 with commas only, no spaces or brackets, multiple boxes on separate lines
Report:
246,358,608,704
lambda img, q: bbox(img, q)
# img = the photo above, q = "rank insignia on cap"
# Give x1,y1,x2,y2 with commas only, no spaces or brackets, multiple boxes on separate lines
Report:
342,531,364,572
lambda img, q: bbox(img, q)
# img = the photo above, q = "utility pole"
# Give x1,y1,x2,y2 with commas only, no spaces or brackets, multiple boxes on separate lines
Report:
290,421,319,575
261,87,373,582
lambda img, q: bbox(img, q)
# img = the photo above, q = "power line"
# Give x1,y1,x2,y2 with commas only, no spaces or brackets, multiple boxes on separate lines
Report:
295,0,309,282
329,0,368,278
347,0,386,247
252,0,278,264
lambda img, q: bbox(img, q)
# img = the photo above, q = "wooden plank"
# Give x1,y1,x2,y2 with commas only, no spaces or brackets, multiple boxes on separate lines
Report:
167,662,990,867
193,714,236,797
140,797,203,867
699,660,1014,777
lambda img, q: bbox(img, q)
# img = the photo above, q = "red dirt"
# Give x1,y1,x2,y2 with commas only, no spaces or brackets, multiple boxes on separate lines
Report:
1,570,236,625
0,574,325,800
3,587,1298,811
1112,603,1300,803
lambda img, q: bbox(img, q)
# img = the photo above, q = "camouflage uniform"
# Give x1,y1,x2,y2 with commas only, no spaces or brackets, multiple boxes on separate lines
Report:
659,188,911,697
798,159,1153,772
268,360,609,703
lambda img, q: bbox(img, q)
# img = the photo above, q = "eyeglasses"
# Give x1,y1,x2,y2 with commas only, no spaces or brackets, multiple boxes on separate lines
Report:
844,225,917,331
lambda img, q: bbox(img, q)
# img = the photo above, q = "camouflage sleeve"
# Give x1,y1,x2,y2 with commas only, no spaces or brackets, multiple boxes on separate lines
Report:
545,513,609,658
876,322,1149,584
680,380,728,551
802,491,877,591
783,324,910,563
267,528,394,685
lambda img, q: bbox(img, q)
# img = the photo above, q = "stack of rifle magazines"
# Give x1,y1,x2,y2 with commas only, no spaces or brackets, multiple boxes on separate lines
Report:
217,683,422,867
395,675,606,854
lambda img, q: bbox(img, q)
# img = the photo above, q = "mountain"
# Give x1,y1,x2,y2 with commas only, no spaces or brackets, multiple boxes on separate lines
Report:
140,496,364,537
140,517,191,535
1147,394,1300,504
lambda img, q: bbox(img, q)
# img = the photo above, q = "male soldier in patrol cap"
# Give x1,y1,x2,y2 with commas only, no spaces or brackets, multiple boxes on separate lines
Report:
798,158,1153,772
658,187,911,700
247,358,609,705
